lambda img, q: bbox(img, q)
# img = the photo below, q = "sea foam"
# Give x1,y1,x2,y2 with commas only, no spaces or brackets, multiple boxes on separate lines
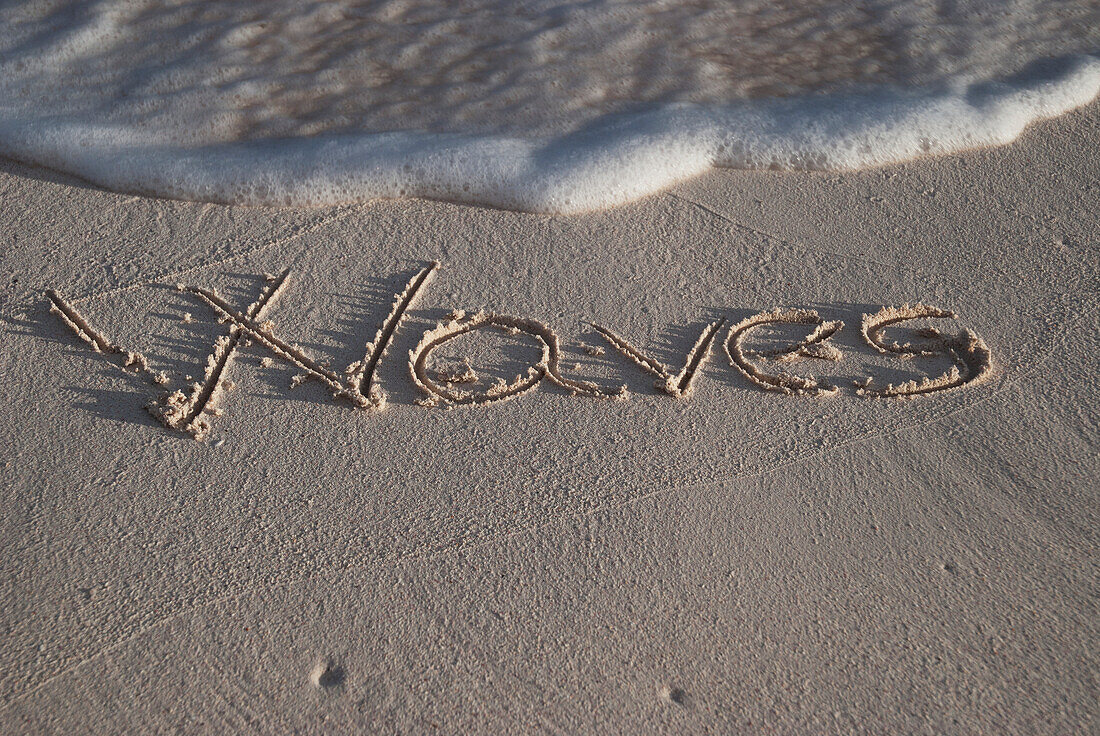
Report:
1,1,1098,213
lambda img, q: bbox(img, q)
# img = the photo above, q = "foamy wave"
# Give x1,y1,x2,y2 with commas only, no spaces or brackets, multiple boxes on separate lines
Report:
3,54,1096,213
0,0,1097,212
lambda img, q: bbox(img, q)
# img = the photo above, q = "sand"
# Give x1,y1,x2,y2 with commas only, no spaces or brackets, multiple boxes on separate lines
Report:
0,101,1097,733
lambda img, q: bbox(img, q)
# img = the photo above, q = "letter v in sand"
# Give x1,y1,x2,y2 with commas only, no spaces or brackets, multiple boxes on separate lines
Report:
590,318,726,398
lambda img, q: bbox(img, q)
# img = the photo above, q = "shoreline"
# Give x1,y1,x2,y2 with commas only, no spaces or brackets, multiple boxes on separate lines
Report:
2,54,1099,213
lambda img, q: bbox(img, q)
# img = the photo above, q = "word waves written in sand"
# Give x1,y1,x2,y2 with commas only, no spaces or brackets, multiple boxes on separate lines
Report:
47,261,992,441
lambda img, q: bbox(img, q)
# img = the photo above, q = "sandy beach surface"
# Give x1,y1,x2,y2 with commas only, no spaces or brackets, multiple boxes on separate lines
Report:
1,99,1097,733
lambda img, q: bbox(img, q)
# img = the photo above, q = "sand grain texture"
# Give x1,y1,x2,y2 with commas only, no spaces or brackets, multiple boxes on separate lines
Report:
0,103,1097,733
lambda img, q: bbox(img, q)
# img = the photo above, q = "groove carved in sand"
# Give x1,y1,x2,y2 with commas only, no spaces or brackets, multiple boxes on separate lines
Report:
186,286,374,408
858,303,992,397
47,290,164,383
343,262,439,409
409,311,619,406
723,309,844,396
591,319,726,398
147,270,290,439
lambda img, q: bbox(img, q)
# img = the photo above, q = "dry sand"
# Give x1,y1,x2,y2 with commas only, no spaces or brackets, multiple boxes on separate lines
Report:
0,101,1097,733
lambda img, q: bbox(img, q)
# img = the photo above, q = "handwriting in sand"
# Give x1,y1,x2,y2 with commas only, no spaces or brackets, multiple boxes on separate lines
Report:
48,261,992,440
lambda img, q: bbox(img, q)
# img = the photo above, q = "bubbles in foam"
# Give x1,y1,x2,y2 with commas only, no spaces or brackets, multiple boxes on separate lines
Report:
0,1,1097,212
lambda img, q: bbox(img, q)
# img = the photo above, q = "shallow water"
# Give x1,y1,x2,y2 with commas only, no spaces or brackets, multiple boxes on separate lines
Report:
1,0,1098,211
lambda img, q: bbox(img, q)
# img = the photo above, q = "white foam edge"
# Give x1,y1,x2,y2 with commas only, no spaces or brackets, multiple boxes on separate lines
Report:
0,54,1096,213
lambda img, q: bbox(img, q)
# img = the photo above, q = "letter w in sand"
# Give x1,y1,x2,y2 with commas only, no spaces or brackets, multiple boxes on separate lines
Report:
152,261,438,440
